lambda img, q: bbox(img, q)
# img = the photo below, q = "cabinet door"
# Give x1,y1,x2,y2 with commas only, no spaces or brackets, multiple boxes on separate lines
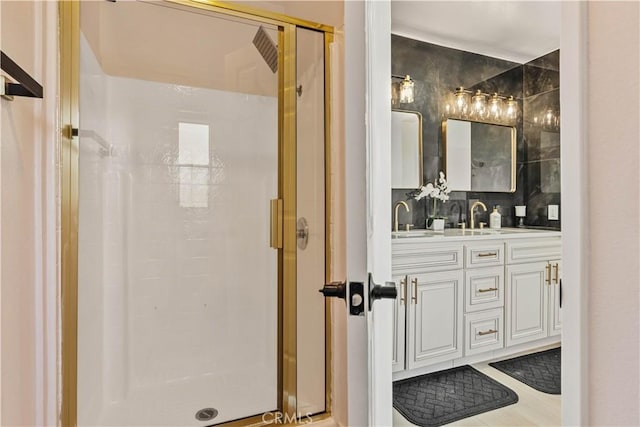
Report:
548,260,562,336
506,262,549,346
392,275,407,373
407,270,464,369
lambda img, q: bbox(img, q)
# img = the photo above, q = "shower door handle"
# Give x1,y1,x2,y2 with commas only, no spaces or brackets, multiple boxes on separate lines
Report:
297,217,309,250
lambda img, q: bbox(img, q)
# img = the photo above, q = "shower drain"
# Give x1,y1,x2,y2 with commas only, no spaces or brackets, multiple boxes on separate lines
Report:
195,408,218,422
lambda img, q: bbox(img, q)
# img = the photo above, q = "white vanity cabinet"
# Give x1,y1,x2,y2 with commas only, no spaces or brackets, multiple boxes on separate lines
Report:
392,242,464,371
392,229,561,377
505,238,562,346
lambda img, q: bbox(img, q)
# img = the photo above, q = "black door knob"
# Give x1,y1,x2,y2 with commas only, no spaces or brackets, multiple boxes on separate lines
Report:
368,273,397,310
319,281,347,300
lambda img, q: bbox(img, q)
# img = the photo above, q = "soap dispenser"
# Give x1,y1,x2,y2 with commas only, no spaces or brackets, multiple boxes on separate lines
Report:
489,205,502,229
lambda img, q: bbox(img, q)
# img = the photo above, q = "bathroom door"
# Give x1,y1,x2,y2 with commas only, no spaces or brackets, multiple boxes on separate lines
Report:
364,1,394,424
341,0,395,425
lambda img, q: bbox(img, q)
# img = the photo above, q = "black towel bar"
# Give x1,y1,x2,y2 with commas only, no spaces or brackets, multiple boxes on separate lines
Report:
1,50,43,99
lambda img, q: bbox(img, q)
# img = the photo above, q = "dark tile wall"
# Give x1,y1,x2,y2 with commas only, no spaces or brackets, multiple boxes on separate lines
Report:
523,50,561,229
391,35,523,229
390,35,560,231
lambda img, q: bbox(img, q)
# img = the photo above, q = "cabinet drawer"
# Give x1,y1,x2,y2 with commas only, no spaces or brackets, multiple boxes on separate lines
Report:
392,242,463,273
506,238,561,264
465,308,504,356
465,266,504,313
464,242,504,268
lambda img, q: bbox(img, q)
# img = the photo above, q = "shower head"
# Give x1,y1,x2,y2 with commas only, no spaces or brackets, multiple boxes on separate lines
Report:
252,26,278,74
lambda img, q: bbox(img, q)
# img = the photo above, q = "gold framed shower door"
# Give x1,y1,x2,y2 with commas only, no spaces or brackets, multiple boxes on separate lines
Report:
59,1,336,426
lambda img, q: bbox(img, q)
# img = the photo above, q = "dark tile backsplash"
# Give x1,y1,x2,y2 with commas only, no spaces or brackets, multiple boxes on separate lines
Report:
391,34,560,231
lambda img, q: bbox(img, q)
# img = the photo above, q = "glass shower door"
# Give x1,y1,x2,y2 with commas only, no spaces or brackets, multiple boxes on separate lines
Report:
77,2,280,425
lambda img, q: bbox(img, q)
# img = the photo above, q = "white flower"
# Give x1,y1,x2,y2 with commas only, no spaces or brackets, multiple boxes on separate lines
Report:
413,171,451,203
414,183,435,200
438,171,446,184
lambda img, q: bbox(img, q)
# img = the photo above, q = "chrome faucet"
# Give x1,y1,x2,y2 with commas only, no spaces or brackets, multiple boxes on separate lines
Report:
394,201,410,232
469,201,487,229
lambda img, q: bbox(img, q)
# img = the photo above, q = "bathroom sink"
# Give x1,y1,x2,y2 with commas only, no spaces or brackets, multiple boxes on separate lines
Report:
391,230,435,238
442,229,498,236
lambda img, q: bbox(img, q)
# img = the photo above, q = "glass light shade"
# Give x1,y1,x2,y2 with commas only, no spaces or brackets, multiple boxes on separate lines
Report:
470,90,487,119
505,96,517,121
453,87,469,116
391,81,399,106
488,93,504,120
544,109,555,126
399,75,414,104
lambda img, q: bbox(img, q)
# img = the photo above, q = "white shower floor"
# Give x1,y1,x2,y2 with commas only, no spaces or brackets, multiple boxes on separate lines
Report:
87,366,277,426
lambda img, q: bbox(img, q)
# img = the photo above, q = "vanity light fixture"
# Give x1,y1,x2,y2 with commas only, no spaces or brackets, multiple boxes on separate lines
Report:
391,74,415,104
444,87,518,125
533,108,560,131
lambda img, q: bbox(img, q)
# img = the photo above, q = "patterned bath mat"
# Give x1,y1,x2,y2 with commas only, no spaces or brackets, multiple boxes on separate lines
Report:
393,365,518,426
489,347,561,394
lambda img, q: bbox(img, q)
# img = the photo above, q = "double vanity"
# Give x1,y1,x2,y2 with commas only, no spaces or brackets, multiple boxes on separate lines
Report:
391,227,562,380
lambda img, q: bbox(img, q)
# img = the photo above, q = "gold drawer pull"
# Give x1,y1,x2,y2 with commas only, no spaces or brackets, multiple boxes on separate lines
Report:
399,276,407,305
411,277,418,304
477,329,498,336
545,263,552,284
553,263,559,284
478,287,498,293
477,252,497,258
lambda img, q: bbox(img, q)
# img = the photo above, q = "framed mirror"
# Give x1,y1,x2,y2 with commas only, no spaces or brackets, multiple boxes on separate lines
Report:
443,119,516,192
391,110,423,189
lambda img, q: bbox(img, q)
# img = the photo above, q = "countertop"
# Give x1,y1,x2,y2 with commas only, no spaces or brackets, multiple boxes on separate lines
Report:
391,227,561,243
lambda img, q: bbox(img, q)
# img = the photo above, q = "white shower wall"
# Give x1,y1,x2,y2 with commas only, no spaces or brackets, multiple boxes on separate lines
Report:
78,35,278,426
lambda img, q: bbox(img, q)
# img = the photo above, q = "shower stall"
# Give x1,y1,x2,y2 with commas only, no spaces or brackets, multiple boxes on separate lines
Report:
61,1,334,425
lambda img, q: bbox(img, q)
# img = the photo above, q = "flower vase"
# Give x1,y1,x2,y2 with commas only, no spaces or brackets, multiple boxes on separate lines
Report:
431,218,445,232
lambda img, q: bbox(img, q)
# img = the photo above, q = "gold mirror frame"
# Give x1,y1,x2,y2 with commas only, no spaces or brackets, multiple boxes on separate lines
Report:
442,118,517,193
391,109,424,189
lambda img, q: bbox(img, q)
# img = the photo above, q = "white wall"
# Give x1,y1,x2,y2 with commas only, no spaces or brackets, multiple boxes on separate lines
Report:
0,1,58,426
587,2,640,425
77,34,279,426
0,3,36,422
